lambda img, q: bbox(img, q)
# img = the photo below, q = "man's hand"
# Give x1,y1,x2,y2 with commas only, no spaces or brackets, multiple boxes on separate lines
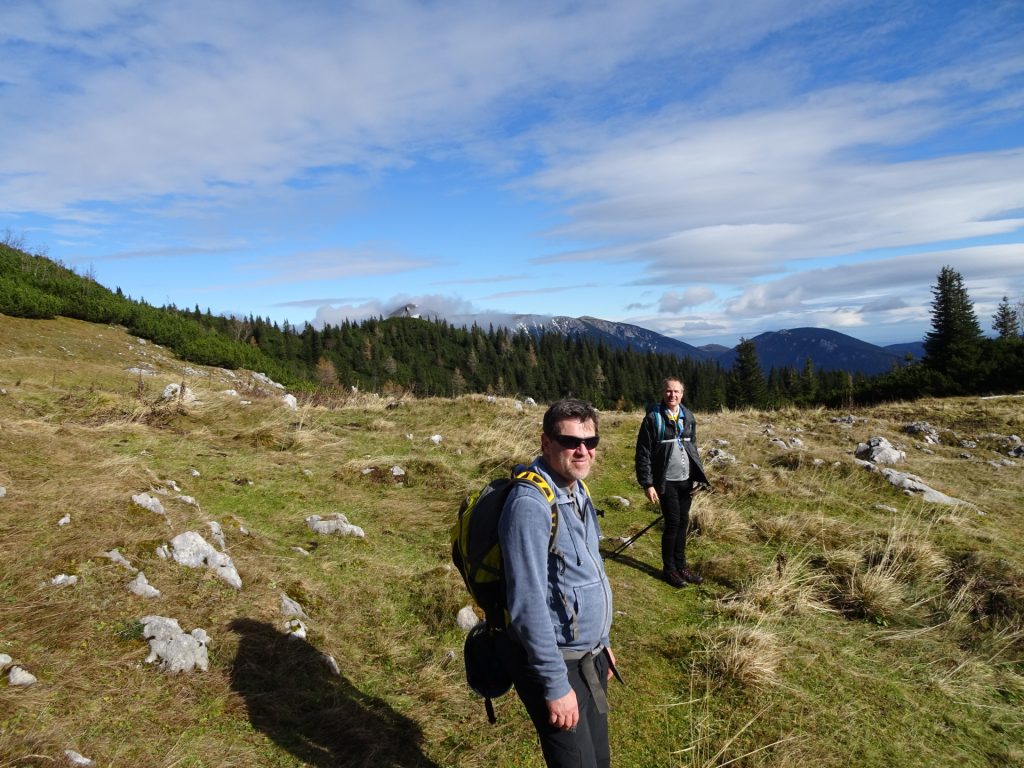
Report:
645,486,659,504
547,689,579,731
606,647,617,681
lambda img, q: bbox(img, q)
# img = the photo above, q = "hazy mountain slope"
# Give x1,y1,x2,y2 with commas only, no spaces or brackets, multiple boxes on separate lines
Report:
886,341,926,360
715,327,909,374
538,315,715,360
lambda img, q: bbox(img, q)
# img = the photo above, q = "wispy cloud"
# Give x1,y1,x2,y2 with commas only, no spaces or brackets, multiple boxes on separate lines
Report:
274,297,371,309
658,288,716,312
532,98,1024,282
252,248,435,282
483,284,598,301
84,244,244,261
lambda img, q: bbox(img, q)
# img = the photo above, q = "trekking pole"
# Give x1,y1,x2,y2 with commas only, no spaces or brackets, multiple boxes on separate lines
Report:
607,514,663,559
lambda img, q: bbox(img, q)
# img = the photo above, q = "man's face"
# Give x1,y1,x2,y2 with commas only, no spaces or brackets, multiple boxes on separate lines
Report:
662,381,683,409
541,417,598,486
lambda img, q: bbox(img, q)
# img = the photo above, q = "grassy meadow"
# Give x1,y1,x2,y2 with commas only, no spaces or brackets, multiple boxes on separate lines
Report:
1,315,1022,767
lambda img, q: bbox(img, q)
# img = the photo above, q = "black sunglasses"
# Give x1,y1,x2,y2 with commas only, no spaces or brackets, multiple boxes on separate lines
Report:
549,433,600,450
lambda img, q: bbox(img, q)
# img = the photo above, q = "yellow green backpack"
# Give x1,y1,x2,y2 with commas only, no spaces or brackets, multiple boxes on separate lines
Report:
450,465,557,629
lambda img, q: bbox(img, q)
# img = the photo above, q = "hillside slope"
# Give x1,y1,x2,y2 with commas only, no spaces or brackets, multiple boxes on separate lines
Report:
1,314,1022,767
716,327,908,374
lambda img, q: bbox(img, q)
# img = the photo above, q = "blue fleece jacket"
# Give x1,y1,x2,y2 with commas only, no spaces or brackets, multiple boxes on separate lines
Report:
497,457,613,701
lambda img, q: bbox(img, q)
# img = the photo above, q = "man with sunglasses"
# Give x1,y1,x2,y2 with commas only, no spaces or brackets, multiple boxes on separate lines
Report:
497,398,617,768
635,377,710,589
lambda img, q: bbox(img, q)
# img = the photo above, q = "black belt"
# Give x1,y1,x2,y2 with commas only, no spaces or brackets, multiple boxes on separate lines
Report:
561,645,621,714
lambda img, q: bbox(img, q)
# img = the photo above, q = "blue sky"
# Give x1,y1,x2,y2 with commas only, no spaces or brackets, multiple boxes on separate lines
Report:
2,0,1022,347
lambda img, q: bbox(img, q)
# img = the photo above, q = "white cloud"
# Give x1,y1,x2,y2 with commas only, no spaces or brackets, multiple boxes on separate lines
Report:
312,293,480,328
658,287,716,312
185,245,436,295
861,296,908,312
253,248,434,283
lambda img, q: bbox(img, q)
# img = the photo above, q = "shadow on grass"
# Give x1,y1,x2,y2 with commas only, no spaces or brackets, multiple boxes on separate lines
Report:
229,618,439,768
600,547,663,581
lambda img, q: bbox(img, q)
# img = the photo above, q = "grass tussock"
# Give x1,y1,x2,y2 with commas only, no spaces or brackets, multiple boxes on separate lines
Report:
699,624,783,689
753,513,856,550
865,514,948,582
718,553,833,620
690,497,753,543
463,411,542,469
835,565,907,623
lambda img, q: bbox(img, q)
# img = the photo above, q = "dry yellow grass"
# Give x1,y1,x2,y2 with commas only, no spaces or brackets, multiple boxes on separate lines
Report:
717,552,833,621
690,496,753,544
699,624,783,689
869,513,949,582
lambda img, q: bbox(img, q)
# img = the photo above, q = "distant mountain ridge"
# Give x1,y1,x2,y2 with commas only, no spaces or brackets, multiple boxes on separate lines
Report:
520,315,716,361
387,304,920,375
885,341,926,359
715,327,916,376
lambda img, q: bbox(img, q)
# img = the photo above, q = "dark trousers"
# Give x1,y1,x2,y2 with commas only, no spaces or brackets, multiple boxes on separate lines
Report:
498,636,610,768
660,480,693,572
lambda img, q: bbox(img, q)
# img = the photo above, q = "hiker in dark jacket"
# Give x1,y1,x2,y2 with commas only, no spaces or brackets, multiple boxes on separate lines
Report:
634,377,710,588
498,398,617,768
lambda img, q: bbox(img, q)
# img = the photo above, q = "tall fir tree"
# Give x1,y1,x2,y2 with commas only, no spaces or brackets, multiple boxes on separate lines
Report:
922,266,984,391
729,337,767,408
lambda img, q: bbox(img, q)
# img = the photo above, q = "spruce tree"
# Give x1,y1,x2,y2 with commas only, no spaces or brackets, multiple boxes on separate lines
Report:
799,357,818,404
730,338,767,408
992,296,1021,340
922,266,984,391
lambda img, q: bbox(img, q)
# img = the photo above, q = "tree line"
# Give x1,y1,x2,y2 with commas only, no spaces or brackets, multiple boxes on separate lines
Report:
2,241,1021,410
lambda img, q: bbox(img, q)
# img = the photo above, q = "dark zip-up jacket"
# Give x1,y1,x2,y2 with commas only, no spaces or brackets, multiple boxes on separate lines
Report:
635,404,710,494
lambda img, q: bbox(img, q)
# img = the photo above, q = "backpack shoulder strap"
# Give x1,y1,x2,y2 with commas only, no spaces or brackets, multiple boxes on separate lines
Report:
511,467,555,504
510,465,559,550
647,405,665,443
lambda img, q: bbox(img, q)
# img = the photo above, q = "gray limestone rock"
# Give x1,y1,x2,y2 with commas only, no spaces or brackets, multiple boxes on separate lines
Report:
9,666,37,686
141,616,210,673
167,531,242,589
280,594,309,620
855,436,906,465
129,572,161,599
132,492,166,516
64,750,94,766
904,421,941,444
876,467,979,511
457,606,481,632
306,513,365,538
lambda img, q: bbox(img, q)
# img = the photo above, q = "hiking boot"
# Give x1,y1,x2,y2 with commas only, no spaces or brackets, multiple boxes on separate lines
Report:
677,567,704,585
663,568,686,588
